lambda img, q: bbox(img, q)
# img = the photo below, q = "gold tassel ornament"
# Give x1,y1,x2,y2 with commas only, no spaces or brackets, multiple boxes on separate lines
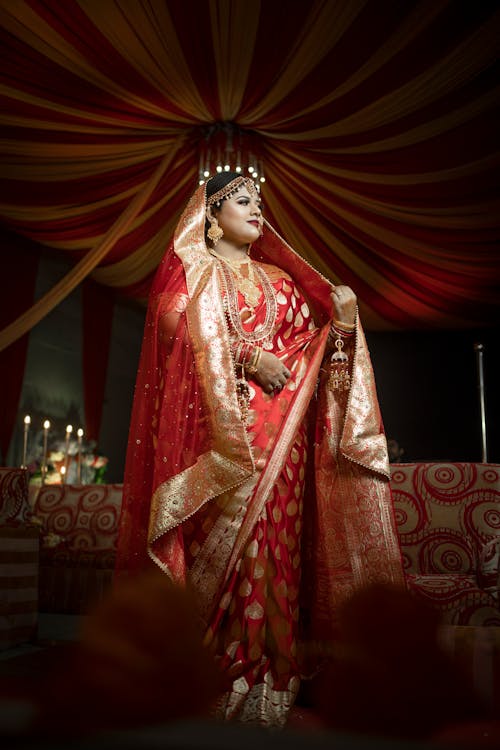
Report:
328,337,351,391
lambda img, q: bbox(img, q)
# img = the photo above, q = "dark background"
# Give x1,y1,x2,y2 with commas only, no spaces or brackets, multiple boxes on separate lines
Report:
366,327,499,464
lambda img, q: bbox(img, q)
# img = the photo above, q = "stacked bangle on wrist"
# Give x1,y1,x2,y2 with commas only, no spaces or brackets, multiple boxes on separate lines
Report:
328,318,355,353
245,346,262,374
328,326,354,348
233,342,262,374
332,317,355,335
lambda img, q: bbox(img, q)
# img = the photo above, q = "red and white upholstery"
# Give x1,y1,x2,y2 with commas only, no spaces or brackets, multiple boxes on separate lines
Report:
30,464,500,623
391,463,500,626
30,483,122,613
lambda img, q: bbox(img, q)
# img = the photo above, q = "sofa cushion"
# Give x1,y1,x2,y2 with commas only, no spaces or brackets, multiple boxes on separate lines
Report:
30,484,123,614
406,574,500,626
477,537,500,601
31,484,122,564
391,463,500,576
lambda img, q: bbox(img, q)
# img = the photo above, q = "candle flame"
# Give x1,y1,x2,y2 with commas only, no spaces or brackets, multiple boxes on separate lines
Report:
77,428,84,437
60,465,66,475
24,415,31,424
66,424,73,434
43,420,50,430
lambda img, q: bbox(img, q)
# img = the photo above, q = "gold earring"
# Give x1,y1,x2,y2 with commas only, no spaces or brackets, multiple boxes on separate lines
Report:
207,218,223,246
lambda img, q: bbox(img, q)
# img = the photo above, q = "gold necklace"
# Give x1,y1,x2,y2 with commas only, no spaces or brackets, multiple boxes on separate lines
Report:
215,259,278,347
209,249,261,308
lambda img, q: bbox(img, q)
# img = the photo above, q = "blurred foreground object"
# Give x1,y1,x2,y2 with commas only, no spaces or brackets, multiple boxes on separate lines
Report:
35,571,219,736
313,583,487,741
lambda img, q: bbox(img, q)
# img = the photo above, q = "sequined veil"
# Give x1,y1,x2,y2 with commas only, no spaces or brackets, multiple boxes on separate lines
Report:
115,181,404,725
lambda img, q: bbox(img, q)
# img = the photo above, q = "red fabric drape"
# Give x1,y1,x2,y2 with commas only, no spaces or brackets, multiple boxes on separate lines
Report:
0,1,499,330
82,280,114,442
0,231,39,462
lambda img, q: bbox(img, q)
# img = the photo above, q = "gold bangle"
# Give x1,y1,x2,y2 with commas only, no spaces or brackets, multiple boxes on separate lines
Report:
245,346,262,374
253,347,262,371
332,326,354,339
333,318,355,332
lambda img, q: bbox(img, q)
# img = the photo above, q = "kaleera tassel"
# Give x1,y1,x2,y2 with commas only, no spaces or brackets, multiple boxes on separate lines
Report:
236,374,251,423
329,338,351,391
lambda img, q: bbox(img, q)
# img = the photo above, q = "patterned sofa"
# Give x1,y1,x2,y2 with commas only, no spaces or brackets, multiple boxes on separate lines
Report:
30,464,500,625
24,467,500,711
391,462,500,626
30,483,122,613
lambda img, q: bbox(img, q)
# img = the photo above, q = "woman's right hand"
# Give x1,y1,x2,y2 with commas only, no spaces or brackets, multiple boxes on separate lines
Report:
253,350,291,395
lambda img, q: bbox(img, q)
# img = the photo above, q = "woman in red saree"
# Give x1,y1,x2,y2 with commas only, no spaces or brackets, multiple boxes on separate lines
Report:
115,172,404,727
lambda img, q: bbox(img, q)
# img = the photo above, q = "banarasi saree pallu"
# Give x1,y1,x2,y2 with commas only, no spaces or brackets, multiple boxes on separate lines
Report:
115,183,404,727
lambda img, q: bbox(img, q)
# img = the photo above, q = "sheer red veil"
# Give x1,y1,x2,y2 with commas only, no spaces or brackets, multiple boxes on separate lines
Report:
115,177,404,638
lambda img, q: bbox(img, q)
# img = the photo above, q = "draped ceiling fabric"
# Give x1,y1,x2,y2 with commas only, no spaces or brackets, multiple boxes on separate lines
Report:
0,0,499,336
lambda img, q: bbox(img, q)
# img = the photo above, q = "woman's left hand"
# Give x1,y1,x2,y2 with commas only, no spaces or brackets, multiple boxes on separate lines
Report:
254,350,291,395
331,285,357,326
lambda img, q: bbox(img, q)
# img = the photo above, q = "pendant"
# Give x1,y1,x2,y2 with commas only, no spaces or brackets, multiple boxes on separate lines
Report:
238,276,262,308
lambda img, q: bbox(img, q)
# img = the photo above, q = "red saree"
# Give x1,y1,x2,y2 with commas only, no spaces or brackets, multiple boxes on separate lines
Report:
115,183,404,726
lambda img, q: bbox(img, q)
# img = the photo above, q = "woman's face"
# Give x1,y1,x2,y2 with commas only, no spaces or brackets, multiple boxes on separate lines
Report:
210,186,263,247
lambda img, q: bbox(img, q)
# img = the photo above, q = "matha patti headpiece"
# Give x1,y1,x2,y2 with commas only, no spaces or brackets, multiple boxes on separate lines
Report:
207,176,260,207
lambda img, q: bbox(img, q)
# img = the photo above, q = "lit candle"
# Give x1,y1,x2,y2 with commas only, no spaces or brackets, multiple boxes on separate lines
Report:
60,465,66,483
63,425,73,484
21,415,31,469
41,420,50,485
77,428,84,484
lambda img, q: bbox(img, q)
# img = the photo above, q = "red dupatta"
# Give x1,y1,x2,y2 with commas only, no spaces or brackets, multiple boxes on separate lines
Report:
115,182,404,637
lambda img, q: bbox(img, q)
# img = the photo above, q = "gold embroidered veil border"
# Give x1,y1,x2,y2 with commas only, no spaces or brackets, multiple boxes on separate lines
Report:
148,185,255,577
144,182,403,622
306,321,405,642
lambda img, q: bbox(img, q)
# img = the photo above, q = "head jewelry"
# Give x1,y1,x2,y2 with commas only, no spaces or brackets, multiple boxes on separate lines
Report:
207,176,259,207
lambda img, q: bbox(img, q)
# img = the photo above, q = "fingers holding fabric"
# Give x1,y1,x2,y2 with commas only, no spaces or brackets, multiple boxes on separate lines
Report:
254,350,291,395
330,285,357,327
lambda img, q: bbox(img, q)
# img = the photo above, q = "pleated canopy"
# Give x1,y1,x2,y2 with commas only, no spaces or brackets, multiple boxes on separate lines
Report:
1,0,499,339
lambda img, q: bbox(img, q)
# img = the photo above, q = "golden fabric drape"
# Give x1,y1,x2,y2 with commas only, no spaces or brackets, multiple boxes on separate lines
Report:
0,139,183,351
0,0,498,333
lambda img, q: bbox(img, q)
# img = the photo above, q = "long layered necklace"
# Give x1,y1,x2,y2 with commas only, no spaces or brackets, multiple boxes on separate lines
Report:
210,250,278,348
